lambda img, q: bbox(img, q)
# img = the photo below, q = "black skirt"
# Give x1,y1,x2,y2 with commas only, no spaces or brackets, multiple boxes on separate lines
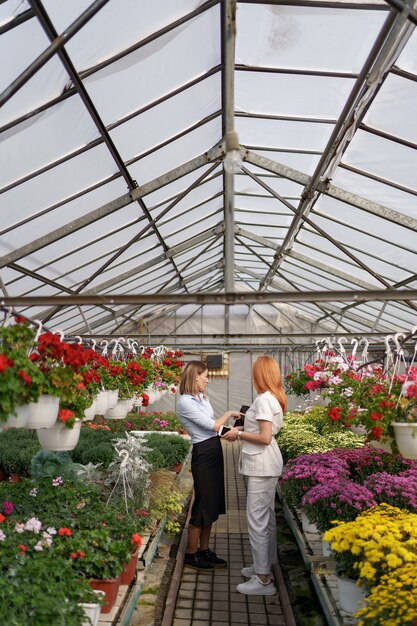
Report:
190,435,226,527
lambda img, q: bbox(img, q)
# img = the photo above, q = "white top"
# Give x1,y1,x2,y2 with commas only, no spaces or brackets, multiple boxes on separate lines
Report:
239,391,284,477
177,393,217,445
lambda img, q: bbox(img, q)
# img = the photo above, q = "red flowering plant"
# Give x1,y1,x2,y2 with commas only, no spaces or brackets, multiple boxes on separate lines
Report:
0,323,45,423
349,369,405,442
156,350,184,388
30,333,95,426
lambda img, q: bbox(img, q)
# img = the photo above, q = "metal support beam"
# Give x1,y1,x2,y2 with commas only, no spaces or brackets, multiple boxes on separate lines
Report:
2,288,416,306
0,145,223,270
0,0,110,108
221,0,237,292
243,151,417,232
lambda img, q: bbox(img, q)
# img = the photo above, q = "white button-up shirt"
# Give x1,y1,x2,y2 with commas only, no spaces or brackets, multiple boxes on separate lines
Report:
239,391,284,477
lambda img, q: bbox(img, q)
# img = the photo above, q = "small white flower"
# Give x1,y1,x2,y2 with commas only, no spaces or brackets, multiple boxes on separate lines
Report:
34,542,43,552
46,527,57,535
0,530,6,541
14,523,25,534
52,476,63,487
25,517,42,534
29,488,38,497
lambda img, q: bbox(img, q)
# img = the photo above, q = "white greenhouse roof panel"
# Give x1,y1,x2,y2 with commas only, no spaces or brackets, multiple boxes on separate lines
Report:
1,0,416,338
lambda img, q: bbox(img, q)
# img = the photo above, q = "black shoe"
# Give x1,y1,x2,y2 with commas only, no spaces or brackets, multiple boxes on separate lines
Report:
198,548,227,568
184,552,214,571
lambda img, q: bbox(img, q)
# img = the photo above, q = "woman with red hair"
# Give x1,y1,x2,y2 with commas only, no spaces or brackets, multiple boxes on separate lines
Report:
223,355,286,596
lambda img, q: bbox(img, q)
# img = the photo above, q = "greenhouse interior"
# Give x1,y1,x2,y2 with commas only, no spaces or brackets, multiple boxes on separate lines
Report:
1,0,417,624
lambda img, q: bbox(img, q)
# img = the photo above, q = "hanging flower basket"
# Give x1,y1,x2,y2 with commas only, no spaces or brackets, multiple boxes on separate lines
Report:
392,422,417,460
27,394,60,429
106,389,119,409
37,418,82,451
83,398,97,421
105,399,133,420
94,390,109,415
4,404,31,428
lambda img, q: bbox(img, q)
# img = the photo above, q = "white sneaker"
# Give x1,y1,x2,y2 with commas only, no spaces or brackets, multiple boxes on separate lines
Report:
236,575,277,596
241,565,255,578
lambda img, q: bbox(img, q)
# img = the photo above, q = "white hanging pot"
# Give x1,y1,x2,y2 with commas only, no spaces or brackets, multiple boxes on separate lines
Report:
95,390,109,415
37,419,81,451
349,424,367,436
145,387,157,404
83,398,97,421
106,389,119,409
336,576,366,614
392,422,417,459
105,399,133,420
133,393,143,407
27,395,60,429
4,404,31,428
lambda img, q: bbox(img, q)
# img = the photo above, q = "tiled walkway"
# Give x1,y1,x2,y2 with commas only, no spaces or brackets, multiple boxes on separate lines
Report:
172,441,286,626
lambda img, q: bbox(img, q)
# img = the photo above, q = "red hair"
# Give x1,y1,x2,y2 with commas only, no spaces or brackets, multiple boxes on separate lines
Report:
252,356,287,412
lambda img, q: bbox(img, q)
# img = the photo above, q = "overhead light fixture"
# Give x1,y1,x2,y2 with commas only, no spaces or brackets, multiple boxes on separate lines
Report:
224,130,242,174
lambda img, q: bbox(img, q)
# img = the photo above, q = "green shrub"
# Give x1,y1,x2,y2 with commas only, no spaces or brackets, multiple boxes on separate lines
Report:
143,433,190,469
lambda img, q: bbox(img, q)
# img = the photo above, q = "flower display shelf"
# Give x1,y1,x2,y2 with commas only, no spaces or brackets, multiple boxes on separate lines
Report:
96,447,191,626
277,486,359,626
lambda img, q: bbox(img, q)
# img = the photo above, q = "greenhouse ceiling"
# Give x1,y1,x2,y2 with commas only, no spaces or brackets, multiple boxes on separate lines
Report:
0,0,417,339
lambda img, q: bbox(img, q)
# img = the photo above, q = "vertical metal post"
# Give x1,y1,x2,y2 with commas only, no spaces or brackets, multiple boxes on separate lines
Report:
222,0,237,292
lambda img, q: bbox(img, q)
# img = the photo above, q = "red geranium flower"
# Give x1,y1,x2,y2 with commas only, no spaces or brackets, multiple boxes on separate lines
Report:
328,407,342,422
131,533,142,547
17,370,32,385
18,544,27,554
58,527,72,536
370,426,383,440
58,408,74,423
0,513,6,523
370,412,383,421
0,354,12,372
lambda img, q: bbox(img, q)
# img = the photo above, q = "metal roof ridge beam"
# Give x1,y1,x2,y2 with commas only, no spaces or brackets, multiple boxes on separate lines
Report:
3,288,417,306
244,150,417,232
0,147,223,270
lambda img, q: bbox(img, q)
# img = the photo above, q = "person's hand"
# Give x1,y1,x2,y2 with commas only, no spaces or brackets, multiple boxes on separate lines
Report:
227,410,242,419
222,427,239,442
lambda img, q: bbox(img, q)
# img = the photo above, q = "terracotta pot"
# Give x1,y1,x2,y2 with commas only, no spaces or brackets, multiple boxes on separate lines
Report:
89,575,121,614
172,462,183,474
8,473,22,483
120,547,140,586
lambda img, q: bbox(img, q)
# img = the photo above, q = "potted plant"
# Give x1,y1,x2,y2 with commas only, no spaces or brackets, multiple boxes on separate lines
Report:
0,549,102,625
391,371,417,459
324,504,417,613
0,324,45,427
301,478,377,534
355,563,417,626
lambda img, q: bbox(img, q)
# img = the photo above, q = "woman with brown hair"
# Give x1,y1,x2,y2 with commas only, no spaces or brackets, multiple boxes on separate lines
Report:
178,360,241,571
223,355,286,595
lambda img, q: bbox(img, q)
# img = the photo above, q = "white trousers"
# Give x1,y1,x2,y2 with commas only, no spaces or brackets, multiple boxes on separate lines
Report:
246,475,278,575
